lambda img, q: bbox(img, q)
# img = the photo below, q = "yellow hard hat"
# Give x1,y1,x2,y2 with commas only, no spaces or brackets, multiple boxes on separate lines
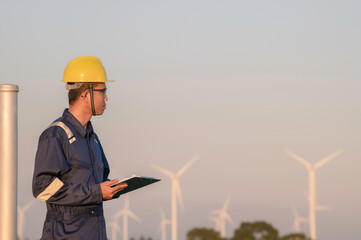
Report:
62,56,114,83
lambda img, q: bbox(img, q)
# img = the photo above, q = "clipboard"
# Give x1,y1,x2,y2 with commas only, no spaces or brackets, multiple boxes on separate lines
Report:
111,175,161,198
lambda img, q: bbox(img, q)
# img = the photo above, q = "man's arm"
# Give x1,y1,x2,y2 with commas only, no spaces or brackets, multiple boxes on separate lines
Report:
32,134,103,205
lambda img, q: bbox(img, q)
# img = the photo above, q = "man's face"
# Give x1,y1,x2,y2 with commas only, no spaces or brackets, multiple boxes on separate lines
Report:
92,83,108,115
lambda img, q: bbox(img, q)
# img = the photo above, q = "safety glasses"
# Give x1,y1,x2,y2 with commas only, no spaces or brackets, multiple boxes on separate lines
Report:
92,88,107,94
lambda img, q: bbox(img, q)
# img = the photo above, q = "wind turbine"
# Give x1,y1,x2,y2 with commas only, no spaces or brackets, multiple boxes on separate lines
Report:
109,219,121,240
114,196,141,240
291,207,308,233
285,149,343,240
158,209,171,240
17,201,33,240
211,194,235,238
210,216,221,233
153,154,199,240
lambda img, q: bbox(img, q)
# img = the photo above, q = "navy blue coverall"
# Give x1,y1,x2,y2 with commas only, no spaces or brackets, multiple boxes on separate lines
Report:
33,109,110,239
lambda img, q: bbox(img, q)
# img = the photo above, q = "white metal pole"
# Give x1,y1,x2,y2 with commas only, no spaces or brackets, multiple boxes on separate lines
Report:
0,84,19,240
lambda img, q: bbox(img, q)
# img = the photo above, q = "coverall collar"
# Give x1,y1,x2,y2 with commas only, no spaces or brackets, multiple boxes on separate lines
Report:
63,109,94,138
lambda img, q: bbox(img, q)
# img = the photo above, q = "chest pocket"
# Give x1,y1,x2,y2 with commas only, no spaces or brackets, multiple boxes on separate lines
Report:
49,121,93,183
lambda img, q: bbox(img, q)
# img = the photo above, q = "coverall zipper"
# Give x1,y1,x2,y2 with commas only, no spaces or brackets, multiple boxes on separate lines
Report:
86,131,97,183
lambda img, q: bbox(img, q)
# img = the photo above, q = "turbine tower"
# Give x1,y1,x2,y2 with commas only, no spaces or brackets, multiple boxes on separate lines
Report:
114,196,141,240
211,194,235,238
153,154,199,240
109,219,121,240
285,149,343,240
158,209,171,240
17,201,33,240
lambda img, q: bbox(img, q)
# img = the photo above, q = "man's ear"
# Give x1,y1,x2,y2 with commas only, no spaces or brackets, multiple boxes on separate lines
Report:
85,91,89,102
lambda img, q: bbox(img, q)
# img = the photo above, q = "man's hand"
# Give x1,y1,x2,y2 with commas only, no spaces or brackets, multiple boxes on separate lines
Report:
100,179,128,200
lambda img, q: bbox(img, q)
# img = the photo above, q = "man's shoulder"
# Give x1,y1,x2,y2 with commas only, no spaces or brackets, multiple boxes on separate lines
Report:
40,117,71,140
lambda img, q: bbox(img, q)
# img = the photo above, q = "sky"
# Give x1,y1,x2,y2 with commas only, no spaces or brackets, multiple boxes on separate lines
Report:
1,0,361,239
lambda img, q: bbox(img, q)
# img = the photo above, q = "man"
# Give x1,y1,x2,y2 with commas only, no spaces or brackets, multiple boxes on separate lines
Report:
32,56,127,239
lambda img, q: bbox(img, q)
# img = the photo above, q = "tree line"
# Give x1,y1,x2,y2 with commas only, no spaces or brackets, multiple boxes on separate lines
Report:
129,220,308,240
187,221,308,240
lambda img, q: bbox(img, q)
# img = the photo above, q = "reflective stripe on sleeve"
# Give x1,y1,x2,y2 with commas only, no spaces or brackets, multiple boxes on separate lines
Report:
36,177,64,202
47,121,76,144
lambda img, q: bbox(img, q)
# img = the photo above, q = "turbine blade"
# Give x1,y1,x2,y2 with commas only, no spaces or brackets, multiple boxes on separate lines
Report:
174,180,184,212
315,205,332,211
314,149,343,169
222,194,231,211
127,210,141,223
114,210,125,220
224,212,235,227
153,165,175,179
284,149,312,169
177,154,199,177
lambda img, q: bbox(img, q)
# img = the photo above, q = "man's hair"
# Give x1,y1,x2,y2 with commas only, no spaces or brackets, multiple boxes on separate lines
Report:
68,83,89,105
68,83,103,105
